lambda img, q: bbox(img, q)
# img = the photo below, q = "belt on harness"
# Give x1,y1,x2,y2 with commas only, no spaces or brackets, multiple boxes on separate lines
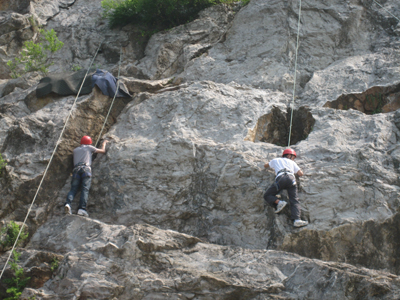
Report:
72,162,92,179
274,168,295,190
276,168,294,178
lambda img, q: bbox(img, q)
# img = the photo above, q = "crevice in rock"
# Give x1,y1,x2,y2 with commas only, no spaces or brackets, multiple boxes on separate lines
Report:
323,84,400,114
189,45,211,61
246,106,315,146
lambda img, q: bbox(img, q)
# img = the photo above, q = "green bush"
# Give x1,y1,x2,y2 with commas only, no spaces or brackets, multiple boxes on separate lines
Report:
50,257,59,271
4,250,30,300
71,64,82,71
7,28,64,78
101,0,249,28
0,153,6,175
1,221,29,249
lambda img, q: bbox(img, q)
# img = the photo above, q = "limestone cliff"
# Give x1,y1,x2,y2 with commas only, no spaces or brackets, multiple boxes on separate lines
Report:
1,0,400,299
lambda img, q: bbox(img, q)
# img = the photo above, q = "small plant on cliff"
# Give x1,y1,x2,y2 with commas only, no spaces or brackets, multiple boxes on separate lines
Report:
0,221,29,249
101,0,249,29
7,28,64,78
0,153,6,175
366,92,384,114
28,16,41,34
4,250,30,300
50,257,59,271
71,64,82,71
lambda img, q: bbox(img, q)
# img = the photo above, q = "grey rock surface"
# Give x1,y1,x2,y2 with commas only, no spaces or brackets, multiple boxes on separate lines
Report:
0,0,400,298
0,11,33,78
19,216,400,300
0,85,131,235
0,0,148,79
0,0,30,13
48,82,400,274
136,4,240,80
302,51,400,108
178,0,400,94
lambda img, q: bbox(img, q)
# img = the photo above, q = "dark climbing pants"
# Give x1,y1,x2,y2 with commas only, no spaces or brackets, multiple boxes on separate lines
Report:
264,174,301,220
65,166,92,210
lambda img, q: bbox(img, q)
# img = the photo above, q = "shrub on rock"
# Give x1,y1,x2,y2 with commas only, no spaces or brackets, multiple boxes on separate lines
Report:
101,0,249,28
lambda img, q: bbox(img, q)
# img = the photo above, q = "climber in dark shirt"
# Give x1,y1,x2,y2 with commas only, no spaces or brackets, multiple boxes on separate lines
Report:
64,136,108,217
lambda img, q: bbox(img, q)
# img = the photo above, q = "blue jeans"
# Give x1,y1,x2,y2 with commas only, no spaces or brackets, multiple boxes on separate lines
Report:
65,166,92,210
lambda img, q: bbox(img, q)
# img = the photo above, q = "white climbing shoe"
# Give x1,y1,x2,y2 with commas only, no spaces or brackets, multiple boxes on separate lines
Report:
293,219,308,228
275,200,287,214
77,209,89,217
64,204,71,215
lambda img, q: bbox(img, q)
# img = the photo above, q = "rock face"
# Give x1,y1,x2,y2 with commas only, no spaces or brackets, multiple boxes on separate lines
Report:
19,216,400,300
179,0,400,91
1,0,400,298
136,4,240,80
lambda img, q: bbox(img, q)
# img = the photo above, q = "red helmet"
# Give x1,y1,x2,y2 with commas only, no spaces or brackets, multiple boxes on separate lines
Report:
80,136,92,145
282,148,297,158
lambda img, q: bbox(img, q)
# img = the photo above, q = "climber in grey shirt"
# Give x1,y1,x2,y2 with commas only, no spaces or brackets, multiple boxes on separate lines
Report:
263,148,308,228
64,135,108,217
73,144,97,166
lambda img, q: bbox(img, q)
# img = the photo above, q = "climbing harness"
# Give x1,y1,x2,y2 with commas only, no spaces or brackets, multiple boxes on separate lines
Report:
276,168,294,178
0,40,105,281
275,168,296,190
287,0,302,147
94,46,123,148
72,163,92,179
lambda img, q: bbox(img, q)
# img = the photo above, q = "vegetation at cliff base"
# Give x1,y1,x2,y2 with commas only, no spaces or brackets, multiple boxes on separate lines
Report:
101,0,250,28
0,221,29,248
1,222,30,299
4,250,30,300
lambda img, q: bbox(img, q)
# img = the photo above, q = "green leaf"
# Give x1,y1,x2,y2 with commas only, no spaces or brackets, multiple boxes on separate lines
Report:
6,27,63,77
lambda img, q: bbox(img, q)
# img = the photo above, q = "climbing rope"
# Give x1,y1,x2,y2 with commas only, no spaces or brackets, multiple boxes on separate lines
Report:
0,40,105,281
373,0,400,22
94,46,123,147
287,0,302,147
286,0,400,147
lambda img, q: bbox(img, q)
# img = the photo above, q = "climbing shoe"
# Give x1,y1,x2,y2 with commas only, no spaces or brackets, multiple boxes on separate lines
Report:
275,200,287,213
64,204,71,215
293,219,308,227
77,209,89,217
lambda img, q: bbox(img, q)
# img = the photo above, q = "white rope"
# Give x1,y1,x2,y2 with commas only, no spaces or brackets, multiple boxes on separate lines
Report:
94,47,123,147
373,0,400,22
287,0,302,147
0,40,104,280
285,0,398,147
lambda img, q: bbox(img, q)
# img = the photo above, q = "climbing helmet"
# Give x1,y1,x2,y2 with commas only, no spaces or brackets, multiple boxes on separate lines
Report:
282,148,297,158
80,136,92,145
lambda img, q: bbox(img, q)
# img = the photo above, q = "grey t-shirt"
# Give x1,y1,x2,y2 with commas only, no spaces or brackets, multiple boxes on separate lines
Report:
73,145,97,166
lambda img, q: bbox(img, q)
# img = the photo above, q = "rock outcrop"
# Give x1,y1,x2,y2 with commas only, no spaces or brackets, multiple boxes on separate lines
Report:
17,216,400,300
1,0,400,298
